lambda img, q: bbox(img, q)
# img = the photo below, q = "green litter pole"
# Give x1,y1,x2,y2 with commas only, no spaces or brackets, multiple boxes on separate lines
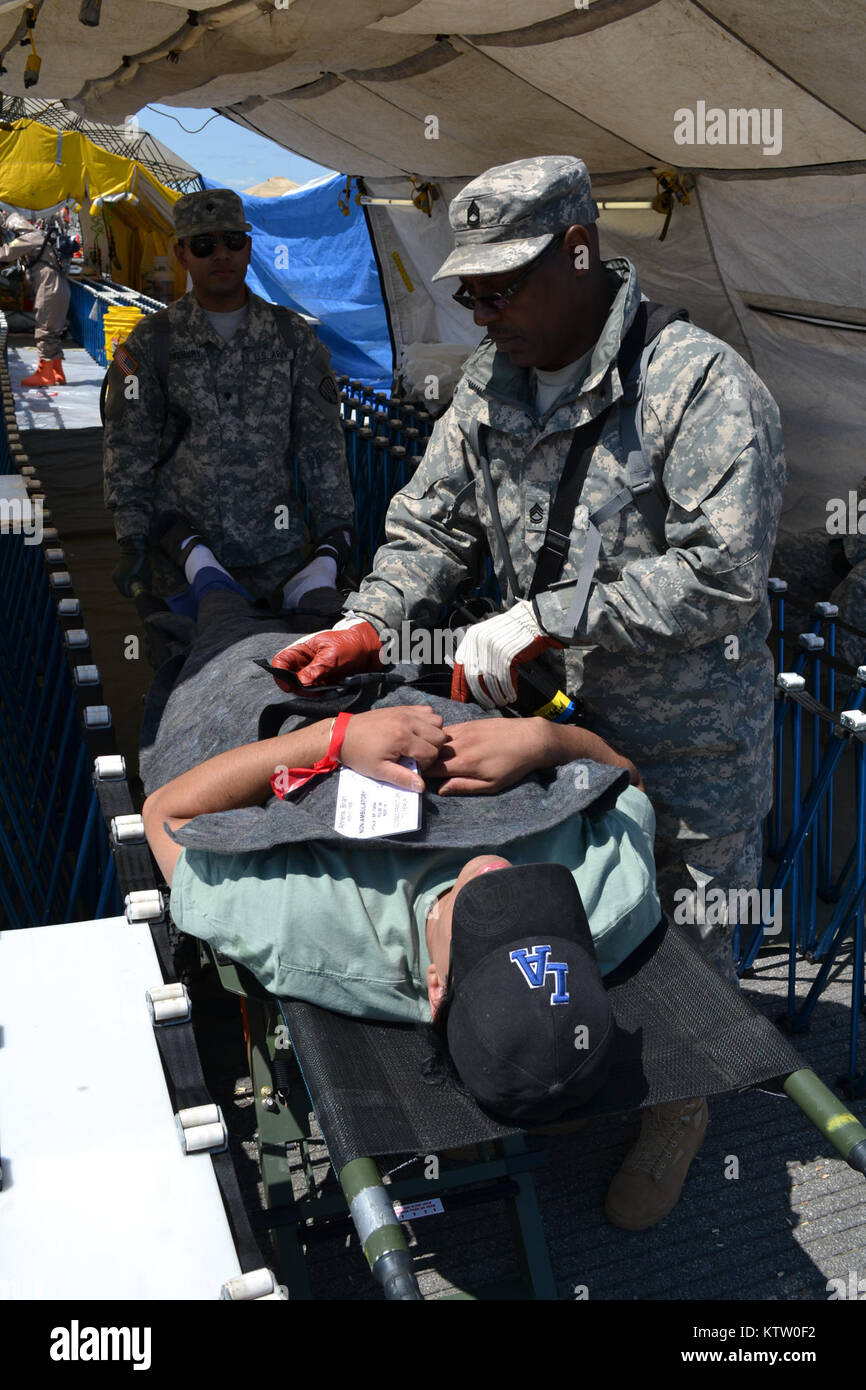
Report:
339,1157,423,1300
784,1069,866,1173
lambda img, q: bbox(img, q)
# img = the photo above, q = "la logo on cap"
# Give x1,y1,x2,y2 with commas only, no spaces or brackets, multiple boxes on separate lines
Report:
509,945,570,1004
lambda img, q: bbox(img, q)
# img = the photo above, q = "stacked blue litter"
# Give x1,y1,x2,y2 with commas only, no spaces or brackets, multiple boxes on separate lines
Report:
746,584,866,1095
0,311,122,926
68,276,166,369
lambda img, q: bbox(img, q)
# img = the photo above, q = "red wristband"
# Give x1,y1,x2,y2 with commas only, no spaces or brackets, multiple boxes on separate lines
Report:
270,712,353,799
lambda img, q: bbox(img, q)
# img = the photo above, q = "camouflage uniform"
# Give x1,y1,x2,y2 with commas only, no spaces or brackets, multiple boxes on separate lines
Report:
102,289,354,598
0,214,70,360
346,257,788,970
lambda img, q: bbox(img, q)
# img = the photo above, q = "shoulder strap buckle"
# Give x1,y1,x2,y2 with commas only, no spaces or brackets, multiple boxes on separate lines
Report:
629,476,655,496
542,528,571,556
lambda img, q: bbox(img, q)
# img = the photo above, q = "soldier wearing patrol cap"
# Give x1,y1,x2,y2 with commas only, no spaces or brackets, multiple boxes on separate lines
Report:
271,155,788,1230
103,187,355,610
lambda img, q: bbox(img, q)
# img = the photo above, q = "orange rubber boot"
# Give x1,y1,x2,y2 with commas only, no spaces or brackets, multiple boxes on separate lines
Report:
21,359,58,387
48,358,66,384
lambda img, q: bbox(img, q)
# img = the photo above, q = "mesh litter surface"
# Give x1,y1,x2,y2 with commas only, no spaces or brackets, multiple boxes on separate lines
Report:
281,921,807,1170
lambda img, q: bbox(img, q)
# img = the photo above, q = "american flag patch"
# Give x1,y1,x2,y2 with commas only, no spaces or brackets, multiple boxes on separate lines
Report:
113,342,138,377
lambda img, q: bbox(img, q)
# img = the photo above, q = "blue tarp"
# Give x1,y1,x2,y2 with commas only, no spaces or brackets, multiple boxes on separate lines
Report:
203,174,392,389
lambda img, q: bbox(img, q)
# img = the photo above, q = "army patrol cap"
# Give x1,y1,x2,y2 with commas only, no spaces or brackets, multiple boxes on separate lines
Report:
433,155,598,282
173,189,252,239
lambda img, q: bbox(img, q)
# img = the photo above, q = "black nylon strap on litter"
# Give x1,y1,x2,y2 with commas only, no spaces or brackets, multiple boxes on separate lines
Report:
144,924,264,1272
798,648,860,681
779,685,839,726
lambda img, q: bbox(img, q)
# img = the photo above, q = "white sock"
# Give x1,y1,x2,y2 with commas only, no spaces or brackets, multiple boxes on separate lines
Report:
282,553,338,608
183,540,230,585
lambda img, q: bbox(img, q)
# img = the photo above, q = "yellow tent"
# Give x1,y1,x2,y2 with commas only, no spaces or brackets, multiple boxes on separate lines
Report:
0,118,186,296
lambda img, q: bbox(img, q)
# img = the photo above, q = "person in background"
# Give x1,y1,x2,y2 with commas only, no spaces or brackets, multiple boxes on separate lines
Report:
0,210,71,387
103,188,355,618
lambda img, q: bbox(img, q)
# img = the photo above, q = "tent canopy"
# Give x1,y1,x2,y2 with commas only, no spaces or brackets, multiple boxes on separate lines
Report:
0,1,862,524
0,1,860,173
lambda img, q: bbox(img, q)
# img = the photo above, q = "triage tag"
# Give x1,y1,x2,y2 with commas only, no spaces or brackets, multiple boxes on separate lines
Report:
334,759,422,839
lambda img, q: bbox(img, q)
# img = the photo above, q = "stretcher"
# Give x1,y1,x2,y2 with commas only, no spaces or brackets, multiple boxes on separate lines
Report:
203,912,866,1300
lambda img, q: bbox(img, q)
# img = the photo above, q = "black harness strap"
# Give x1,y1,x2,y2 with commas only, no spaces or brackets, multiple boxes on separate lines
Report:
528,301,687,599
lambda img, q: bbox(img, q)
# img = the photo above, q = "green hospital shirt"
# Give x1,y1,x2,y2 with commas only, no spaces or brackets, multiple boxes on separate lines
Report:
170,783,659,1023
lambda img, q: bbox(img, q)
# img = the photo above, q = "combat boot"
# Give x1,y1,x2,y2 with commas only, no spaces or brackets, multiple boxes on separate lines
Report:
604,1096,708,1231
48,358,66,384
21,359,58,387
153,512,212,570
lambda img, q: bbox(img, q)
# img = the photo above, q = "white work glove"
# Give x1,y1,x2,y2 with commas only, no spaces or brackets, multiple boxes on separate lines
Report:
281,553,338,610
451,599,560,708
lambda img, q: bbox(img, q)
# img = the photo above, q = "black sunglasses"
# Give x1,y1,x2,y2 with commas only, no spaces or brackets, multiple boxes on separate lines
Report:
183,230,248,258
452,232,566,312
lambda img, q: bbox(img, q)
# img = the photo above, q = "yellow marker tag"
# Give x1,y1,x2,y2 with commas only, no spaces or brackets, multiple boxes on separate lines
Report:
533,690,574,722
391,251,414,294
827,1112,858,1131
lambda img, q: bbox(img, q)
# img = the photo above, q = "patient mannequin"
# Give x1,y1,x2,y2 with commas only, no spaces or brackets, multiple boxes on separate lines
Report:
144,705,653,1113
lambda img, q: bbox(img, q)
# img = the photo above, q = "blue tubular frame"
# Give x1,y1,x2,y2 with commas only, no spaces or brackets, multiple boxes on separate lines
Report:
756,576,866,1087
0,315,120,927
789,728,866,1092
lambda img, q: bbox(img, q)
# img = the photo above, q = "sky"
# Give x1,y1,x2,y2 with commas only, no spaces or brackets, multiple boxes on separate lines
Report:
132,104,336,192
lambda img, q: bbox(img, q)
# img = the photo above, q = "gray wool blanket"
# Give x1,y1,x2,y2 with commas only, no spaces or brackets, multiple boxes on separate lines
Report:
139,592,628,857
